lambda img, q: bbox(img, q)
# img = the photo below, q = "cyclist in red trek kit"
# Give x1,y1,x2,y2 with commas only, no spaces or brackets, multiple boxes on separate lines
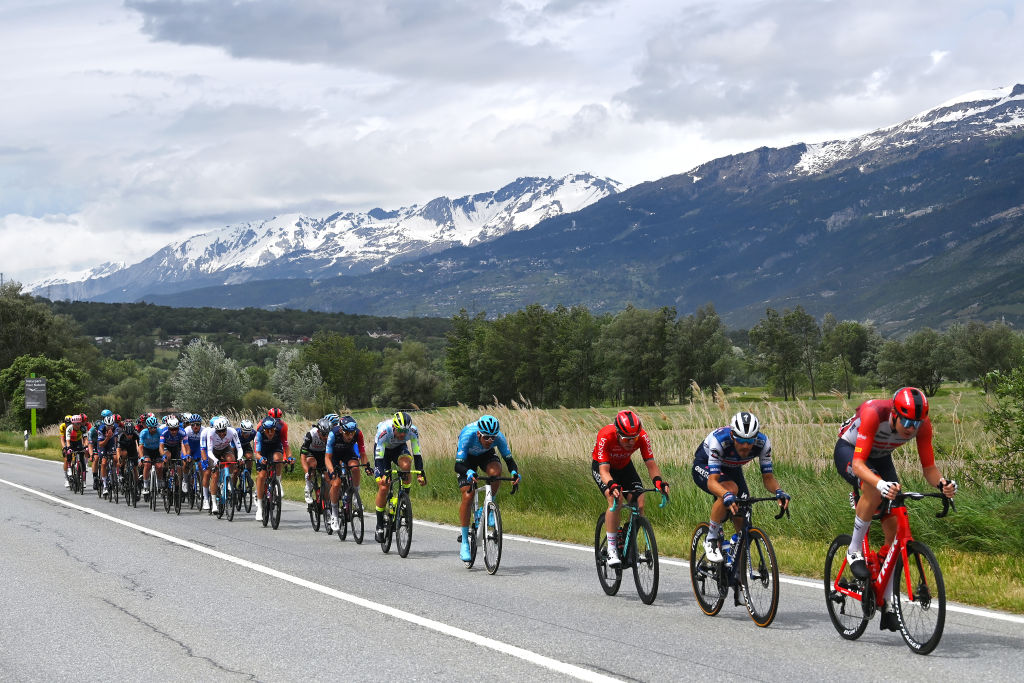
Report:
591,410,669,566
834,386,958,631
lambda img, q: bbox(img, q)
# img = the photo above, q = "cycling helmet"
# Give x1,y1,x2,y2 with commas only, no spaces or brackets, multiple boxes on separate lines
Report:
103,415,116,426
268,408,283,419
392,411,412,431
161,415,169,424
614,410,642,438
261,417,278,430
892,387,928,422
239,419,255,433
70,415,83,425
323,413,340,427
340,415,358,433
64,414,73,423
79,413,88,421
145,416,159,428
166,416,180,428
316,418,331,434
477,414,500,436
730,411,760,440
114,414,123,423
189,413,201,424
100,409,112,419
212,417,229,431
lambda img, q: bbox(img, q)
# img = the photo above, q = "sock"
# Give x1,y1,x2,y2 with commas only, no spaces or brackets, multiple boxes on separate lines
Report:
607,531,617,552
850,516,869,553
708,520,723,540
461,526,470,542
376,508,384,526
331,503,339,515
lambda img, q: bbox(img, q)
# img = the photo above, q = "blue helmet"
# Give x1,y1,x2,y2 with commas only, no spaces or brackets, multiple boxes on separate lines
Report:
145,416,159,428
261,417,278,431
100,409,113,419
477,414,500,436
340,416,358,433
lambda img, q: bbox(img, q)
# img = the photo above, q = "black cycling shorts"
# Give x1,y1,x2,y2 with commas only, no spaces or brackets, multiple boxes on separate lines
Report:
691,445,750,498
591,460,643,494
834,440,899,489
457,450,501,488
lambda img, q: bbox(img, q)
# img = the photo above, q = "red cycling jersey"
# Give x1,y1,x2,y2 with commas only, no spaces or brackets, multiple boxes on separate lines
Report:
591,424,654,470
839,399,935,467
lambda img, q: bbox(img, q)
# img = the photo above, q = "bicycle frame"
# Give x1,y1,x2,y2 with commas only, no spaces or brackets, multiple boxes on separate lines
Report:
609,488,668,565
723,497,787,584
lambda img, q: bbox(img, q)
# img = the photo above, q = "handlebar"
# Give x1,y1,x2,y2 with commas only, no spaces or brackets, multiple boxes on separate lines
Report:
730,495,791,520
893,490,955,518
469,475,519,495
610,487,669,512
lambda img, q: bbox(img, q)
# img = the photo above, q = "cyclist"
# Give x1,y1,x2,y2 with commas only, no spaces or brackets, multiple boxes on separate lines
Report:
200,416,242,514
182,414,204,495
138,416,163,498
59,414,73,450
268,407,290,461
96,414,120,498
591,409,669,566
237,418,257,490
117,414,140,491
254,417,288,521
834,386,957,631
692,411,790,563
300,418,331,505
455,414,521,562
62,415,89,488
325,415,372,533
373,411,426,542
88,411,108,491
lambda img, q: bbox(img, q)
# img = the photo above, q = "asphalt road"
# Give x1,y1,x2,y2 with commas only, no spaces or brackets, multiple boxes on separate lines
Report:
2,451,1022,682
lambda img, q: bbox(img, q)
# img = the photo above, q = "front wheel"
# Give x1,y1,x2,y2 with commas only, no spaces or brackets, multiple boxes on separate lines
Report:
396,494,413,558
824,534,869,640
741,527,779,627
690,523,726,616
632,516,659,605
594,514,622,596
894,541,945,655
484,502,503,575
351,495,364,544
270,480,283,530
309,497,321,532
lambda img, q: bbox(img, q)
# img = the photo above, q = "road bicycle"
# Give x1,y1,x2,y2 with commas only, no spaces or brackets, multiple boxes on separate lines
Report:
458,475,517,574
690,495,788,627
100,452,119,504
215,459,236,522
261,456,293,530
825,489,954,655
594,487,668,605
163,456,183,515
380,467,422,557
182,458,201,510
336,464,366,544
235,460,255,514
307,464,328,533
67,448,87,495
121,454,139,508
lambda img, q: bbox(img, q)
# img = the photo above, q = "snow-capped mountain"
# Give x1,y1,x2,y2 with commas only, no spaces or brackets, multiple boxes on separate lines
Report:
34,173,620,301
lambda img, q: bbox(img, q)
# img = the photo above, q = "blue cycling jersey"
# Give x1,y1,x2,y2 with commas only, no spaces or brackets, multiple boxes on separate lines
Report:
160,425,186,448
325,428,361,460
455,422,512,461
139,427,162,450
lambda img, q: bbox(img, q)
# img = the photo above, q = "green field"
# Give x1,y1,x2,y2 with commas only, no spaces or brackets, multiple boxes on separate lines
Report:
7,387,1023,613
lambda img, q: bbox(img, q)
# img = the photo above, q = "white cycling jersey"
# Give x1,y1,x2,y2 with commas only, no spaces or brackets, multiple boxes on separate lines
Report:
200,426,243,463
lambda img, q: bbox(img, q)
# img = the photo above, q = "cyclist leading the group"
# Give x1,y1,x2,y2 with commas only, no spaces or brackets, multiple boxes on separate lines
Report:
834,386,957,631
373,411,426,543
455,414,521,562
691,411,790,563
591,410,669,566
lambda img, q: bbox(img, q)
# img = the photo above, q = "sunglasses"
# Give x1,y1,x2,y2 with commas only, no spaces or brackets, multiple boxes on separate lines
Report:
733,435,756,445
480,434,497,441
897,416,921,429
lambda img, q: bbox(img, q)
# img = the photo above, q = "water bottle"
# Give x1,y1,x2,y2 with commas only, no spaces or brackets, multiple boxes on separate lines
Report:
723,533,739,565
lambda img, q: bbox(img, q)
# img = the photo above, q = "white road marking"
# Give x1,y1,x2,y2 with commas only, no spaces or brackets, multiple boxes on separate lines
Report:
5,451,1024,625
0,476,617,683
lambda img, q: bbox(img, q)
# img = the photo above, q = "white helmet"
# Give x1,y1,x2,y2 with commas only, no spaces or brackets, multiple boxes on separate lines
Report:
103,415,116,426
239,419,254,432
730,411,760,440
212,417,229,431
166,416,179,428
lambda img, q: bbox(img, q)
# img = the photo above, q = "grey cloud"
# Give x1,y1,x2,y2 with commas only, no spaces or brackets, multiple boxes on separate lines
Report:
125,0,571,83
616,1,1024,138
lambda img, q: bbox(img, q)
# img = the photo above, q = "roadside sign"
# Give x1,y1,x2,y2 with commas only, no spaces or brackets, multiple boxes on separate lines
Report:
24,377,47,409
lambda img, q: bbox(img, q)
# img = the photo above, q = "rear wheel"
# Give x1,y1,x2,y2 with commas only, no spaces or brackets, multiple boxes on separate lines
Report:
111,471,119,505
270,480,283,530
690,523,727,616
594,514,623,596
380,507,394,554
894,541,945,655
484,502,503,574
173,468,182,515
632,516,659,605
351,495,364,544
824,534,869,640
396,494,414,558
244,475,253,513
741,527,779,627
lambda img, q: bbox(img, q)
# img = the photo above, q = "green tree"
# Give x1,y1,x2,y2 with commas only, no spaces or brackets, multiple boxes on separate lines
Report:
979,367,1024,491
947,321,1023,392
749,308,800,400
785,306,821,399
0,283,80,373
874,328,952,395
0,355,85,429
597,305,673,405
169,339,249,414
820,315,875,398
377,341,441,408
302,332,379,408
667,303,731,401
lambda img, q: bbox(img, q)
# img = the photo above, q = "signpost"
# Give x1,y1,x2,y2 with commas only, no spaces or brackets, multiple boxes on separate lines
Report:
24,375,46,436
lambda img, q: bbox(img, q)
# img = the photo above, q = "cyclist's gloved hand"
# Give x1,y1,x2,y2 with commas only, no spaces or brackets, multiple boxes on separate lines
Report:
510,470,520,485
607,481,622,499
722,491,736,507
775,488,790,501
417,472,427,486
653,476,669,495
938,478,958,497
876,479,899,499
373,465,384,480
466,469,476,482
364,463,373,476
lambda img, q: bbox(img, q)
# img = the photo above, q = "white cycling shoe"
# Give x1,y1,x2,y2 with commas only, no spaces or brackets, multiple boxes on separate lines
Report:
703,537,724,563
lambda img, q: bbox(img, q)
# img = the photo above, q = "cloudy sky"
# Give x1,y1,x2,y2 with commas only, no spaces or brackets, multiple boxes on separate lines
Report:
3,0,1023,285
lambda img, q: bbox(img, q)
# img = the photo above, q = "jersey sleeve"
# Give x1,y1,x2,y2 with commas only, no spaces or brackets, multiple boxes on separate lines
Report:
637,430,654,461
915,420,936,468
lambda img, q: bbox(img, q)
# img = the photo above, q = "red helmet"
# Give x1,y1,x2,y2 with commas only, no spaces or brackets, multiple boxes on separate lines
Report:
70,415,83,425
892,387,928,422
79,413,88,421
268,408,283,419
614,410,642,438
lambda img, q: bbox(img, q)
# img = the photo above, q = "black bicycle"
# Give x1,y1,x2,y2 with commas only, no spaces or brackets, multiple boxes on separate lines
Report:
594,487,668,605
690,494,788,627
336,465,365,544
163,457,183,515
307,464,328,533
121,455,139,508
261,457,292,530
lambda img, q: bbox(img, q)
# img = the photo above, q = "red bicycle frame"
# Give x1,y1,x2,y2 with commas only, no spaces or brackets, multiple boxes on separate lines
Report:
832,503,921,610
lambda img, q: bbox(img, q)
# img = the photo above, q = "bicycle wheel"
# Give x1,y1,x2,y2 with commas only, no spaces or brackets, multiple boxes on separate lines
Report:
163,473,171,513
270,480,283,530
244,476,253,513
824,534,869,640
111,472,119,505
632,516,659,605
690,523,727,616
351,495,364,544
226,478,235,522
396,493,414,558
594,514,623,596
309,496,321,532
261,486,270,527
149,470,157,511
483,501,503,574
893,540,946,655
173,468,182,515
740,527,779,627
